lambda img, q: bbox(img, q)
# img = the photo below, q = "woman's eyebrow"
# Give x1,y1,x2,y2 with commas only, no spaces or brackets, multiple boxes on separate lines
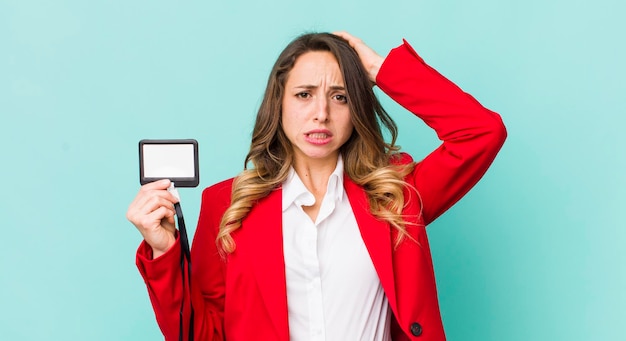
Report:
293,84,346,90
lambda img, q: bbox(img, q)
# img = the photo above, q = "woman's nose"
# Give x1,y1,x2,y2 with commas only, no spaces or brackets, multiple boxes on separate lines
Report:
313,97,330,122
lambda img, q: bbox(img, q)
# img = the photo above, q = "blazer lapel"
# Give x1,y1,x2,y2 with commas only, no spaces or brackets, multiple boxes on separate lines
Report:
344,175,398,317
240,187,289,340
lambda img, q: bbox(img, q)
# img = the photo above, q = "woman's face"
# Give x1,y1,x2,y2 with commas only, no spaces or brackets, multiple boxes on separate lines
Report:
281,51,354,167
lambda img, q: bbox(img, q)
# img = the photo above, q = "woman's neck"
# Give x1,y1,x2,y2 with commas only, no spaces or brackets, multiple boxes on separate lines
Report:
293,153,338,222
292,154,339,201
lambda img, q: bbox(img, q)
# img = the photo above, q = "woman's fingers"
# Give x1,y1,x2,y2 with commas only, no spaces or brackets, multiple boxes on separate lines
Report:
333,31,384,83
141,178,172,191
127,179,179,256
128,181,178,222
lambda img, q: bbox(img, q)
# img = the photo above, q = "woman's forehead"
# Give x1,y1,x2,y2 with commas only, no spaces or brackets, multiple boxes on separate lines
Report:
286,51,344,87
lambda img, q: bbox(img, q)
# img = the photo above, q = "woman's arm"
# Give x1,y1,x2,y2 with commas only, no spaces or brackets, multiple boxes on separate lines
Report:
336,32,506,225
135,180,231,340
376,40,507,224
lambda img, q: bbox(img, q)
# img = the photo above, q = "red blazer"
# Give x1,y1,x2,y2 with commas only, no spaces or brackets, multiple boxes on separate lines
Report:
137,40,507,341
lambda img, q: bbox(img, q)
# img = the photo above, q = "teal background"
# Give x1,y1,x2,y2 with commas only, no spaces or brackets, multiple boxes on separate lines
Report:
1,0,624,340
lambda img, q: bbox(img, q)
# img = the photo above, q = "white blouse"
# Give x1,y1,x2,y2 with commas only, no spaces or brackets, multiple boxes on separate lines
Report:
282,156,391,341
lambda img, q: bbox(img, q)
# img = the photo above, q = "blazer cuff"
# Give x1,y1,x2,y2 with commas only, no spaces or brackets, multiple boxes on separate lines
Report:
376,39,426,85
136,236,181,282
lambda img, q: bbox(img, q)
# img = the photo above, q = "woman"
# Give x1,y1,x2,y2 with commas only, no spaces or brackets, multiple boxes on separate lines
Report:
127,31,506,340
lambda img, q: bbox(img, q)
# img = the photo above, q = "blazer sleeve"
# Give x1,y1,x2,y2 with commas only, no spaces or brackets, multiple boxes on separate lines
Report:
376,40,507,225
136,180,233,340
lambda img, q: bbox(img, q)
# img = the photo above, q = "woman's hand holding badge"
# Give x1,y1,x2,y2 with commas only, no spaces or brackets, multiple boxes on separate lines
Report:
127,179,179,258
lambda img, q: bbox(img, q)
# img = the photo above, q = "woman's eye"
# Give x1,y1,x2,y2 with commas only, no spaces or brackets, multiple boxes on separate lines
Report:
296,92,310,99
333,94,348,103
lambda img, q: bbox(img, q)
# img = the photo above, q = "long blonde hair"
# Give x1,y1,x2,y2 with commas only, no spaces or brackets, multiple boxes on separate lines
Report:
217,33,416,254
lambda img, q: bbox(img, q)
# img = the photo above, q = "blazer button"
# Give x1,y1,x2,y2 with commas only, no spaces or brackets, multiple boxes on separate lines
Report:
410,322,422,336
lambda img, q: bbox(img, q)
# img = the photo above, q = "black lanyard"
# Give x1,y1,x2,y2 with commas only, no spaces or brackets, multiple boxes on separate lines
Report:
174,202,194,341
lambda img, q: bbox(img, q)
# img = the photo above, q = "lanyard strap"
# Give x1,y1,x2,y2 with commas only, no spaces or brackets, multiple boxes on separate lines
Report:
175,202,194,341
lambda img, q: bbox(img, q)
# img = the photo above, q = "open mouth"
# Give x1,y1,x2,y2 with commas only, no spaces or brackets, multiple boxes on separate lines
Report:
307,132,329,139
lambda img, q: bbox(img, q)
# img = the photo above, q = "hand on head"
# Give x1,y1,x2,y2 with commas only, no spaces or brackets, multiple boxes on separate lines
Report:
333,31,384,84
